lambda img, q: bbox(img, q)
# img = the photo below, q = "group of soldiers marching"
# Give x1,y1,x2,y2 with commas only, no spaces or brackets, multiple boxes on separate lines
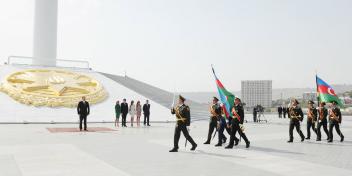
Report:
169,95,250,152
168,95,344,152
287,99,344,143
204,97,250,149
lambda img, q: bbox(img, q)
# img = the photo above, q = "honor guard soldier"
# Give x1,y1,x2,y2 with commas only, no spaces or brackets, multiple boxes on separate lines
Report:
215,104,228,147
204,97,221,144
328,101,344,143
316,102,329,141
306,100,317,140
287,99,305,143
225,98,250,149
169,95,197,152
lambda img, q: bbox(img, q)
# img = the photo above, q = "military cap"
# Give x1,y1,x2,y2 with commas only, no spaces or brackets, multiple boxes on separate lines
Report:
213,97,219,102
179,95,186,102
308,100,314,104
292,99,299,104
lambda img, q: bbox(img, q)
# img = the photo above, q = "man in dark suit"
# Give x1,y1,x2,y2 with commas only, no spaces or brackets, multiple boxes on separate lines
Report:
120,99,129,127
77,96,90,131
143,100,151,126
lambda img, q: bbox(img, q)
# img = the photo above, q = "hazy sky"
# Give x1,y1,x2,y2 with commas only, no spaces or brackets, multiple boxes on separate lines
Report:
0,0,351,92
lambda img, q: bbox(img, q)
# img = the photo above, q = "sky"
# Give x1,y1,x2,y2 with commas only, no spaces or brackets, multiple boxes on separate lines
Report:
0,0,351,92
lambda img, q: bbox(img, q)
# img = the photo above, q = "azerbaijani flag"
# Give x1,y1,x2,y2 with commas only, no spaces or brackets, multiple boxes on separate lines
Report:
316,75,343,107
212,66,235,118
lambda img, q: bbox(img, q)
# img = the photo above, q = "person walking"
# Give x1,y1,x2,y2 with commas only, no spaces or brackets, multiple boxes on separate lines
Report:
115,100,121,127
77,96,90,131
129,100,136,127
121,99,129,127
136,101,142,127
169,95,197,152
328,101,344,143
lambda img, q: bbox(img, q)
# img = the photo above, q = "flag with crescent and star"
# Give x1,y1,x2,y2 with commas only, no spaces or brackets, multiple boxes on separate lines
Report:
211,65,235,118
316,75,343,107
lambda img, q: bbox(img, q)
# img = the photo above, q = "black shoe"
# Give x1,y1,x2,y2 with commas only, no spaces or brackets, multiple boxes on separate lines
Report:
316,138,321,141
305,137,310,140
147,124,151,126
225,145,233,149
223,138,227,144
326,138,330,141
246,142,250,148
203,141,210,145
190,144,197,151
169,148,178,152
215,143,222,147
301,138,304,142
327,140,333,143
84,129,88,131
341,135,344,142
235,139,239,146
287,140,293,143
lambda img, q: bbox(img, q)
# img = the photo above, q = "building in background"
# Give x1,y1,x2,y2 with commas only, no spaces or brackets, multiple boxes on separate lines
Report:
241,80,272,108
302,92,317,102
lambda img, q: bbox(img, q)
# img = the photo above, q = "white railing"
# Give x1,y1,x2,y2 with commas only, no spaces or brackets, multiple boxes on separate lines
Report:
7,56,91,70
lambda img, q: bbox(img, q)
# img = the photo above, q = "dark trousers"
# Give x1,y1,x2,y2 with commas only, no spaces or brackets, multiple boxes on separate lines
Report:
144,113,150,125
306,120,316,138
79,115,87,130
253,114,257,122
329,121,343,141
205,119,217,142
229,121,249,146
289,120,305,140
122,113,127,126
279,112,282,118
317,120,329,140
173,123,196,149
217,124,226,144
283,112,286,118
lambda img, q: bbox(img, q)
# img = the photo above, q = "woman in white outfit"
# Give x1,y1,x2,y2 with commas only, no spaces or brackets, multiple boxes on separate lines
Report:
129,100,136,127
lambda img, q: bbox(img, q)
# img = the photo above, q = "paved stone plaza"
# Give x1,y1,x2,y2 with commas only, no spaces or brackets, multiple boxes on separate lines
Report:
0,115,351,176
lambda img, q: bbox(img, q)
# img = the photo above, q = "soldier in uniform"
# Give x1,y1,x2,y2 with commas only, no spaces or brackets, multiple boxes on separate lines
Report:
316,102,329,141
225,98,250,149
215,104,228,147
204,97,221,144
328,101,344,143
169,95,197,152
287,99,305,143
306,100,317,140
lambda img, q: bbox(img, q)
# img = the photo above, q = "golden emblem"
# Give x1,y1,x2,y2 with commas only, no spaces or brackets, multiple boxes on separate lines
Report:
0,69,107,107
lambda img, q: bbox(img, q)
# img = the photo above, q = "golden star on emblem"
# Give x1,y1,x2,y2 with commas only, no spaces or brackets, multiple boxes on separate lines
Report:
0,69,108,107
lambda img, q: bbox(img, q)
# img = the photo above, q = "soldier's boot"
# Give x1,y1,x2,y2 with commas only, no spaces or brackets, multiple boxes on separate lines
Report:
287,137,293,143
234,138,239,146
340,134,344,142
246,141,250,148
190,144,197,151
316,138,321,141
222,137,227,144
299,131,305,142
169,147,178,152
215,143,222,147
225,144,233,149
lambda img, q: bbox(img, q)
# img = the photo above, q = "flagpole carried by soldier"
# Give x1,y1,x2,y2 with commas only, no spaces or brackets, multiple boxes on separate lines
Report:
204,97,221,145
169,95,197,152
225,97,250,149
327,101,344,143
316,102,330,141
306,100,317,140
287,99,305,143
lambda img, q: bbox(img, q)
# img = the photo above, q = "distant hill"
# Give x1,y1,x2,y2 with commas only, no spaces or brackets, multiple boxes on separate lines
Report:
181,84,352,103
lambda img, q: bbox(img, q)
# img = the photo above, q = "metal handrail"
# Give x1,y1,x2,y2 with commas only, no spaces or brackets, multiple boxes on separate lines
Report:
7,55,90,69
